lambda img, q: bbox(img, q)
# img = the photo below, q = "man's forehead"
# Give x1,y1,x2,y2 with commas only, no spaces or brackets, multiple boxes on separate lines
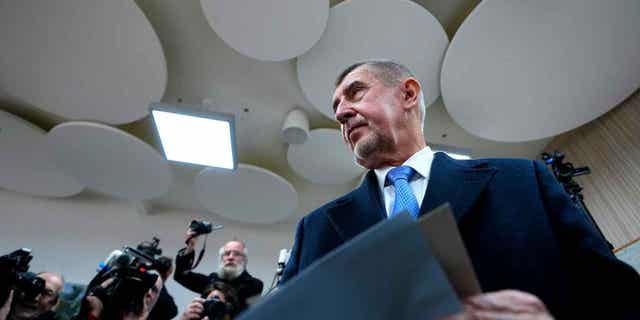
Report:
39,273,63,291
224,241,244,250
338,67,372,87
333,67,374,98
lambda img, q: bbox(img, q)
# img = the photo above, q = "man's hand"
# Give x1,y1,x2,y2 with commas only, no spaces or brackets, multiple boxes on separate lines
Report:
180,297,208,320
184,229,199,254
85,295,104,319
463,290,554,320
84,278,115,320
0,290,13,320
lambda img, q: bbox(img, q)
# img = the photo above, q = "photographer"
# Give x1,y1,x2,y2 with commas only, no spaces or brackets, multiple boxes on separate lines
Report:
1,272,63,320
174,224,262,315
179,282,238,320
80,274,163,320
75,239,167,320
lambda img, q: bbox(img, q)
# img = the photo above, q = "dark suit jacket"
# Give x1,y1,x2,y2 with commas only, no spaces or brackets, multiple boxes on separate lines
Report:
281,153,640,319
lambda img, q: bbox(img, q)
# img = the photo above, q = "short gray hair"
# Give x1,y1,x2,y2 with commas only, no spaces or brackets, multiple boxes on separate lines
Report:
335,60,426,127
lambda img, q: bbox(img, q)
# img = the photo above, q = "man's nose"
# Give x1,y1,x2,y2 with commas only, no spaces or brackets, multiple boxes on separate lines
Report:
335,103,356,124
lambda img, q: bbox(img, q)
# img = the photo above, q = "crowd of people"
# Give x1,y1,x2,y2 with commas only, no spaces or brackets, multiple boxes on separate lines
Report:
0,229,263,320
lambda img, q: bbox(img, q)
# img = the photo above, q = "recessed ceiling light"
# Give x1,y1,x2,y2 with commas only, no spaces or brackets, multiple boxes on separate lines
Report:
150,103,237,170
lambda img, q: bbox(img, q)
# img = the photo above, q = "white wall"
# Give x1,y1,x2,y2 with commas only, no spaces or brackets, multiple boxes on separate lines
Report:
0,188,299,317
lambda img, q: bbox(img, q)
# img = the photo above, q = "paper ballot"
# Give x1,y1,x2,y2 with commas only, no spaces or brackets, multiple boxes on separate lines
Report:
417,203,482,298
239,205,479,320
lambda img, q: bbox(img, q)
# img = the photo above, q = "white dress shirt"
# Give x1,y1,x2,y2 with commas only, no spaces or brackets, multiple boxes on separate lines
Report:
374,147,435,218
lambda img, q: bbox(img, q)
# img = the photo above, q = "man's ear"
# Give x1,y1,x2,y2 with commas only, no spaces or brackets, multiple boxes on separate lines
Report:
401,78,421,111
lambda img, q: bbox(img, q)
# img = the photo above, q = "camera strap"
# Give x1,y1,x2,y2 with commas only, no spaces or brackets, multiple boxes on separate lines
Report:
190,234,208,270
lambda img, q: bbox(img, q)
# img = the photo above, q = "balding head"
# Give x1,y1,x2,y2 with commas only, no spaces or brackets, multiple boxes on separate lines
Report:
11,272,64,320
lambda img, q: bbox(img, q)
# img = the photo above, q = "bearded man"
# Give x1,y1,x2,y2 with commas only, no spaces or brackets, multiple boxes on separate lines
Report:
175,234,263,315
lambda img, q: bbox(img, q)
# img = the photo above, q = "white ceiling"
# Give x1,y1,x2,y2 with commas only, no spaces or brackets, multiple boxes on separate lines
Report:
8,0,635,224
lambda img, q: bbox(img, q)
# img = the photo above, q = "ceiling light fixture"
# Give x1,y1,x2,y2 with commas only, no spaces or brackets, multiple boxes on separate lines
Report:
150,102,237,170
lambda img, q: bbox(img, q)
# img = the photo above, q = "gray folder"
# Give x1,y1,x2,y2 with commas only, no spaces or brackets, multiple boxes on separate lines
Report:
238,210,464,320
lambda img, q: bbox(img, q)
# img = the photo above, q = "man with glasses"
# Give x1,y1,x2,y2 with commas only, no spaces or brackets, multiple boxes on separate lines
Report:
1,272,63,320
175,234,263,315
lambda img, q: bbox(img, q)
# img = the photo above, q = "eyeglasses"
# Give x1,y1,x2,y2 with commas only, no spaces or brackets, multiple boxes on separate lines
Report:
222,250,245,258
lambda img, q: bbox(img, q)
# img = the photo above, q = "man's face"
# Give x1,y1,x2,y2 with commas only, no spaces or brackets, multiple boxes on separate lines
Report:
143,276,164,314
221,241,246,268
332,67,404,167
218,241,246,280
13,273,63,319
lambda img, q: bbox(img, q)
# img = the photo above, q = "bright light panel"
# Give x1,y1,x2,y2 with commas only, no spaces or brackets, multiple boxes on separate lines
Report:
151,107,236,170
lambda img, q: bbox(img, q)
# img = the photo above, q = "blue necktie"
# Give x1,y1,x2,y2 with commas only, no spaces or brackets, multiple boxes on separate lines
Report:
386,166,420,219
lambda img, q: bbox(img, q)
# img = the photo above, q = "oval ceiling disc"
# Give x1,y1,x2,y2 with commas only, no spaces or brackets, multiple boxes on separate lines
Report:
194,164,298,224
441,0,640,141
287,128,363,185
0,110,83,197
46,122,172,200
0,0,166,124
297,0,449,119
201,0,328,61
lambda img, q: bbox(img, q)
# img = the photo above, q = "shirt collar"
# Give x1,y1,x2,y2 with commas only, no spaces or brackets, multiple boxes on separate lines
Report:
374,146,434,191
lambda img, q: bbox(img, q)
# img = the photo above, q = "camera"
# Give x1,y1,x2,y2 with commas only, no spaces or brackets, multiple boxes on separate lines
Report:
189,220,213,235
202,296,232,320
78,240,161,319
137,236,162,259
0,249,45,305
541,151,590,183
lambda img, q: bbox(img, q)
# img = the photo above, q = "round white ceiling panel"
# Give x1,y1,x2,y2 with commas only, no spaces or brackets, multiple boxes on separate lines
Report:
45,122,171,200
0,1,166,125
194,164,298,224
297,0,449,119
287,128,364,185
0,110,83,197
200,0,329,61
441,0,640,142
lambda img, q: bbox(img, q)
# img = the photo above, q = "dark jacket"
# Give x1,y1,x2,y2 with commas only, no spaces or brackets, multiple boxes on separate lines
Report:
147,286,177,320
281,153,640,319
174,249,263,314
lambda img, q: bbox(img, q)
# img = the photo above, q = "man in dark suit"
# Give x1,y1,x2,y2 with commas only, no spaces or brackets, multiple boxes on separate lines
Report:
280,60,640,319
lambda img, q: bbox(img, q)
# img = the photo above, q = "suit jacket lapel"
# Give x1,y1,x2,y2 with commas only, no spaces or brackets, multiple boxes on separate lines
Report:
421,152,498,223
326,171,386,242
326,152,498,242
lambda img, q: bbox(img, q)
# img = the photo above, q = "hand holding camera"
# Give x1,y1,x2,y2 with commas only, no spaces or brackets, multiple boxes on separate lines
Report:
183,220,222,255
180,297,208,320
83,278,113,319
0,249,46,308
179,295,231,320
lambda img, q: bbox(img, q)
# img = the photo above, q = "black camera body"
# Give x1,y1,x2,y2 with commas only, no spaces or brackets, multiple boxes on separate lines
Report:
189,220,213,235
202,296,232,320
0,249,45,305
137,237,162,257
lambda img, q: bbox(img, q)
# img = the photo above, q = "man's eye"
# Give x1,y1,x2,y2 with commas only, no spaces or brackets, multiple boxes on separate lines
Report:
348,88,362,100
